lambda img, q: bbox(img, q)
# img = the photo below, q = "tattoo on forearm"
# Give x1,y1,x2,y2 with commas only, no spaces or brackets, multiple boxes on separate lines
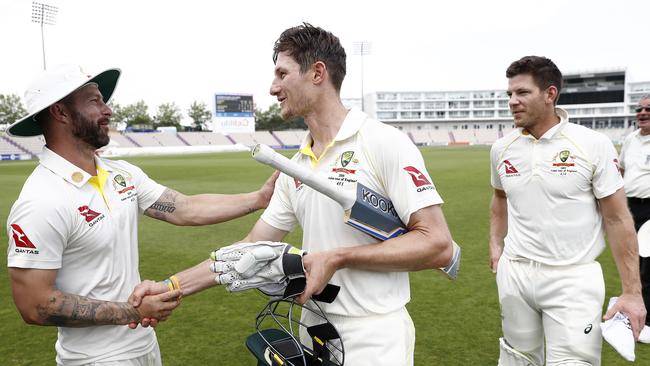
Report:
37,291,140,327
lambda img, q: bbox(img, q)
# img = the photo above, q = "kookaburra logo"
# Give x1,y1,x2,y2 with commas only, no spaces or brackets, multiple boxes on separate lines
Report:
362,188,399,218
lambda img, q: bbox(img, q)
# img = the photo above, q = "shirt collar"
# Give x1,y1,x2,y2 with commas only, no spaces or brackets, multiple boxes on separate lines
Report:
634,130,650,142
520,107,569,140
333,108,367,141
38,146,113,188
298,108,368,151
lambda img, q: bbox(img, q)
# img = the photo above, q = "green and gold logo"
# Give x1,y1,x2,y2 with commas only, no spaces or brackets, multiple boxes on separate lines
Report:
341,151,354,167
559,150,570,163
114,174,126,187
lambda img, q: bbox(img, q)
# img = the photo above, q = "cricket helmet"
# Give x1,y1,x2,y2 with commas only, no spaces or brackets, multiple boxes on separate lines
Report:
246,297,344,366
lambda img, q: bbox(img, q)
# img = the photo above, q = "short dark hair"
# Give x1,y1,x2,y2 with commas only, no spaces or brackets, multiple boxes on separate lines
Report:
273,22,347,92
506,56,563,103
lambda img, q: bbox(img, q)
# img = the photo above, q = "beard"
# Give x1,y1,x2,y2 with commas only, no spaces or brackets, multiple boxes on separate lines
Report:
71,111,109,149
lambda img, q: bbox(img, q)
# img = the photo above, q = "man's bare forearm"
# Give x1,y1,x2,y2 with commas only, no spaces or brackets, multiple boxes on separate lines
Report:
167,259,220,297
600,190,642,294
37,290,139,327
489,191,508,245
145,188,262,226
605,218,642,294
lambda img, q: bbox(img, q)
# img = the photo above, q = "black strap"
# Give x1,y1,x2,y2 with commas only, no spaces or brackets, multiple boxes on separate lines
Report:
281,250,340,303
306,322,341,365
282,252,305,277
283,277,307,298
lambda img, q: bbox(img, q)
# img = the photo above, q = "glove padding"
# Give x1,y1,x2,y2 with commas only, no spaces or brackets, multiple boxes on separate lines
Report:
210,241,305,295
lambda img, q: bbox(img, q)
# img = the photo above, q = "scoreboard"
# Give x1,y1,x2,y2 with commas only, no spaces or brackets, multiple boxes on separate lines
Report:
215,94,254,117
213,93,255,133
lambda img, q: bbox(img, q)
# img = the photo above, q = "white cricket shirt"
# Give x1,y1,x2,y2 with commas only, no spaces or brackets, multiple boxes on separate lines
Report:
619,129,650,198
7,147,166,365
490,108,623,265
262,109,443,316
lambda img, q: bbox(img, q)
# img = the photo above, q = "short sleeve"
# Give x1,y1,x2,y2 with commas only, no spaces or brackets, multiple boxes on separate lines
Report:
260,172,298,232
490,143,504,190
364,124,443,226
592,136,624,199
116,161,166,213
618,134,632,170
7,198,69,269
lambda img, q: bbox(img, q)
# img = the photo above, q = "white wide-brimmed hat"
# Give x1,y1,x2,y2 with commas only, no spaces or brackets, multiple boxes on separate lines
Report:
7,64,120,137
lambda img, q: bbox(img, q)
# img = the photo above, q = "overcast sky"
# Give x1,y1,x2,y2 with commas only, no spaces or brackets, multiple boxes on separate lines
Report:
1,0,648,119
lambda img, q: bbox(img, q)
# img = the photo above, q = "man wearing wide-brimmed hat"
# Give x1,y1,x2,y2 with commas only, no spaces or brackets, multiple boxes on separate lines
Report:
6,65,277,365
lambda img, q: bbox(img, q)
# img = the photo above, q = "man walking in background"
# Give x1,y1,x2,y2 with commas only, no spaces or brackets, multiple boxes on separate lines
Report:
619,94,650,343
489,56,645,365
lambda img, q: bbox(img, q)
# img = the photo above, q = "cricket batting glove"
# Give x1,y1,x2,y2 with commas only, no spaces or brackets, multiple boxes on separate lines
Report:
439,240,461,280
210,241,306,296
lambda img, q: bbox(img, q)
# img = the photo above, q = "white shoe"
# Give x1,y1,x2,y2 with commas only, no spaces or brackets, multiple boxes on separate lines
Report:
639,325,650,344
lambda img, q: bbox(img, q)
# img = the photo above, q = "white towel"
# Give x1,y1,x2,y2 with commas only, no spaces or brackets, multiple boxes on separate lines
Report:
639,325,650,344
601,297,635,361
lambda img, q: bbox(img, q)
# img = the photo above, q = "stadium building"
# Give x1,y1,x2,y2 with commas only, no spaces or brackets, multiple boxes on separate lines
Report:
3,70,650,160
364,69,650,145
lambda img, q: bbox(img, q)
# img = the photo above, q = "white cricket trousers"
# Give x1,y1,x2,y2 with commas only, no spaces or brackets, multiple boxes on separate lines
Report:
58,342,162,366
301,306,415,366
496,256,605,366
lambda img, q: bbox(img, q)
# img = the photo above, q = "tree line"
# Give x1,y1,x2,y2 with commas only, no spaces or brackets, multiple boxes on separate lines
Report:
0,93,304,132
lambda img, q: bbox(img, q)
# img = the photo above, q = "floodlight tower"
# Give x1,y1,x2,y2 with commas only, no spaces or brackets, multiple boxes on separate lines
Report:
353,41,371,112
31,2,58,70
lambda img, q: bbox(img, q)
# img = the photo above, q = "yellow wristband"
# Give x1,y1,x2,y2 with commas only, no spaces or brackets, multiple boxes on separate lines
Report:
163,278,174,291
170,275,181,291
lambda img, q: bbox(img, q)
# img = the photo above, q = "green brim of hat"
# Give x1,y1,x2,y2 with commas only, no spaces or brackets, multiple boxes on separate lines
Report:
7,68,120,137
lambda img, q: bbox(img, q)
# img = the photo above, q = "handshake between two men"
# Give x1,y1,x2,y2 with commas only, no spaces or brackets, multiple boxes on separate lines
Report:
125,238,461,329
126,241,311,329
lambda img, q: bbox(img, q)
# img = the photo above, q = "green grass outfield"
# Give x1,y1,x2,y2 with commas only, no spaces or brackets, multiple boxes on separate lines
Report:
1,146,647,365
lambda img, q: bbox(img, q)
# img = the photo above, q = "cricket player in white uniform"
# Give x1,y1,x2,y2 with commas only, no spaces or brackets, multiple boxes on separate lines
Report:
130,23,457,366
245,22,457,366
489,56,645,365
619,94,650,342
6,65,277,365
